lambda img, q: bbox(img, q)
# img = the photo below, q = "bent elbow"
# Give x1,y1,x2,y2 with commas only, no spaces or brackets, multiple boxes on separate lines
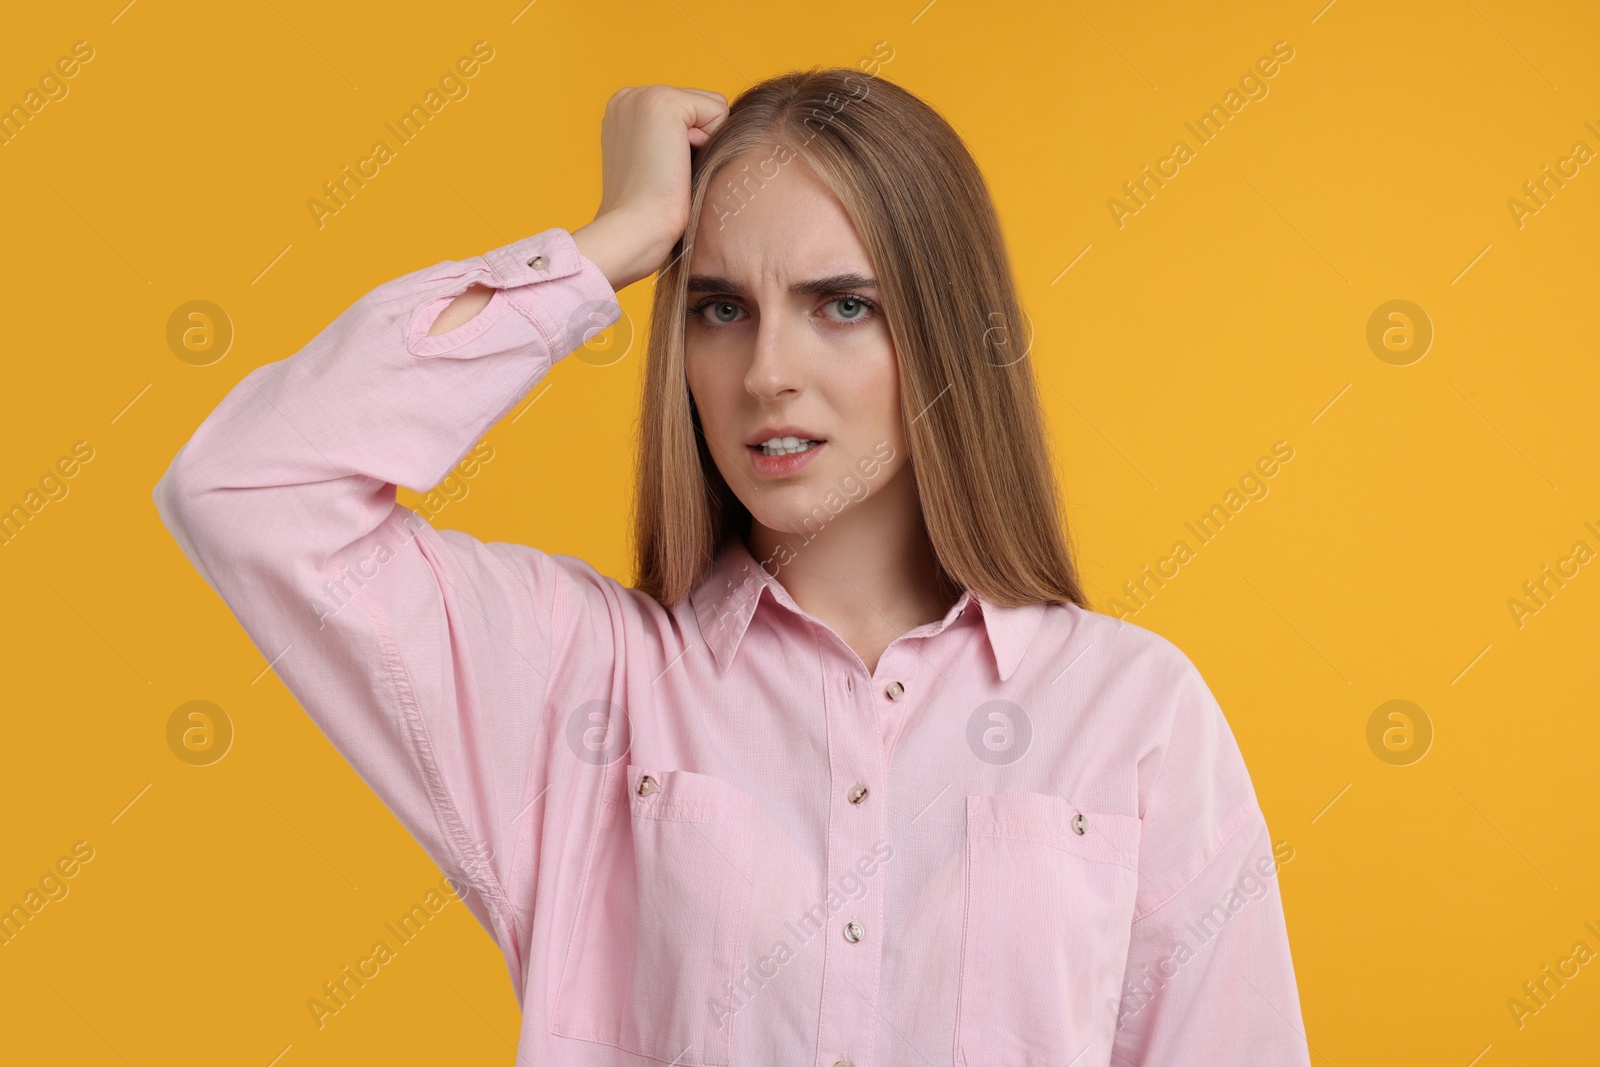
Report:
151,442,250,576
152,443,210,543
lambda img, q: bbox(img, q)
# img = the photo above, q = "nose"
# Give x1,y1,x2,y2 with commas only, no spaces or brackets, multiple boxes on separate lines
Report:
744,304,803,402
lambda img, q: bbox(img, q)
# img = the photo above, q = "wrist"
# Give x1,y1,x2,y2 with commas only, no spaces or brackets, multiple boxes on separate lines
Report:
571,210,672,293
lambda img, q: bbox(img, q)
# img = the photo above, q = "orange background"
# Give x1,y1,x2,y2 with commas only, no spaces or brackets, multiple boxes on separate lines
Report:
1,1,1597,1063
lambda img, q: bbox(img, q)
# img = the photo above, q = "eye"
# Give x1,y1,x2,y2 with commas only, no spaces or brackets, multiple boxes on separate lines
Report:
686,298,746,327
823,294,879,325
686,293,881,329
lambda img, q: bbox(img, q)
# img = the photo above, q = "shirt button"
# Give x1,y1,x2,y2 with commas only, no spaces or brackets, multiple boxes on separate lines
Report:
885,680,905,700
636,775,657,796
848,784,868,804
526,254,549,269
833,1061,852,1067
1072,812,1087,835
843,921,864,943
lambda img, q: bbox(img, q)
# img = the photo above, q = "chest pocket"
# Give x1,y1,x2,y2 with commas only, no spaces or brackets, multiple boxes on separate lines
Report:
552,764,756,1065
954,791,1141,1066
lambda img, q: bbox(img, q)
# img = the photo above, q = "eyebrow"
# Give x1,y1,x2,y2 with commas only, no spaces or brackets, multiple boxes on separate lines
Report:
685,272,879,297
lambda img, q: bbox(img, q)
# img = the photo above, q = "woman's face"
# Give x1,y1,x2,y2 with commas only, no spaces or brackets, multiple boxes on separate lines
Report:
683,148,909,539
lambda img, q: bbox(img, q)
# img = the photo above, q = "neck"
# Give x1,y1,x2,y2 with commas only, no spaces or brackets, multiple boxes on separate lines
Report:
745,469,958,656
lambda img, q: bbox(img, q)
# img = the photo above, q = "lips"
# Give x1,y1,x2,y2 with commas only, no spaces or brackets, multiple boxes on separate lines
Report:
747,438,826,477
744,424,827,447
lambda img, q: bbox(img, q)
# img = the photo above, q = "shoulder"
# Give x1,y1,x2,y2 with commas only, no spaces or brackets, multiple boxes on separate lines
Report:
1030,603,1237,776
514,548,677,624
457,538,687,657
1032,600,1205,694
504,546,693,658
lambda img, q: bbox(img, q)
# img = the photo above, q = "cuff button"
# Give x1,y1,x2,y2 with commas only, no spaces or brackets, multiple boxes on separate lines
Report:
527,254,549,270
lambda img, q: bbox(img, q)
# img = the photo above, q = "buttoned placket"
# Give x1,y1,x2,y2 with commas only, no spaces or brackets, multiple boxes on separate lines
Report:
715,571,961,1067
813,641,925,1067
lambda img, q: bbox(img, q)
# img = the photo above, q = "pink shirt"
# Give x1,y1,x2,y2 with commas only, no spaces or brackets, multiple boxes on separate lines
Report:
153,226,1312,1067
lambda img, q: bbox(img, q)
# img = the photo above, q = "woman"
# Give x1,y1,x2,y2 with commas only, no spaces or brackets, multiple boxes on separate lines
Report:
154,69,1311,1066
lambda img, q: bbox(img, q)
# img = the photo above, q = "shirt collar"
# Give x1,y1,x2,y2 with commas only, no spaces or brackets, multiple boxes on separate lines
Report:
688,537,1046,682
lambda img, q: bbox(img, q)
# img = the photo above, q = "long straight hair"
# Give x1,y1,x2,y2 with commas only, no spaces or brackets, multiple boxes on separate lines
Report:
631,66,1087,613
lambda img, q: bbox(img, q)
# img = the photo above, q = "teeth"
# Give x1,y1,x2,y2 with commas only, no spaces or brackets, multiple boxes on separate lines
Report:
757,436,820,456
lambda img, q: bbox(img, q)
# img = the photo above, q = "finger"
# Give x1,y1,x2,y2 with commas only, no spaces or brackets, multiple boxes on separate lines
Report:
677,87,728,105
676,88,730,133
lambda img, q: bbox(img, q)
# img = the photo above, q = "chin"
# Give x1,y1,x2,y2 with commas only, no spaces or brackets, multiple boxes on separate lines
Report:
743,498,819,537
754,484,864,539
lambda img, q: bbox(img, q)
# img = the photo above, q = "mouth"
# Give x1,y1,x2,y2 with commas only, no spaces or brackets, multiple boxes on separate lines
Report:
749,435,825,457
745,436,827,477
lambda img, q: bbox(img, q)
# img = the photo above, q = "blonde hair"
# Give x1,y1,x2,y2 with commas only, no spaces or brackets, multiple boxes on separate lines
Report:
631,66,1087,613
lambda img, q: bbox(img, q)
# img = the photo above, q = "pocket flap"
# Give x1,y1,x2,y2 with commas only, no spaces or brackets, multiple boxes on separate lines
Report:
966,792,1140,871
625,764,756,827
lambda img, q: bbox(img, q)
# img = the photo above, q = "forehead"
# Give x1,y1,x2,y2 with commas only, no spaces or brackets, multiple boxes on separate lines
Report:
689,145,873,283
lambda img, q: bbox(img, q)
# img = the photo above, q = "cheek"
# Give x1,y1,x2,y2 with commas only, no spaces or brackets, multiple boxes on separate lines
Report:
853,342,903,447
684,348,731,430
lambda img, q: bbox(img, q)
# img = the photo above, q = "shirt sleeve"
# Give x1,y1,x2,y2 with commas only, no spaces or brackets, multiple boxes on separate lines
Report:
150,227,622,995
1108,654,1314,1066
